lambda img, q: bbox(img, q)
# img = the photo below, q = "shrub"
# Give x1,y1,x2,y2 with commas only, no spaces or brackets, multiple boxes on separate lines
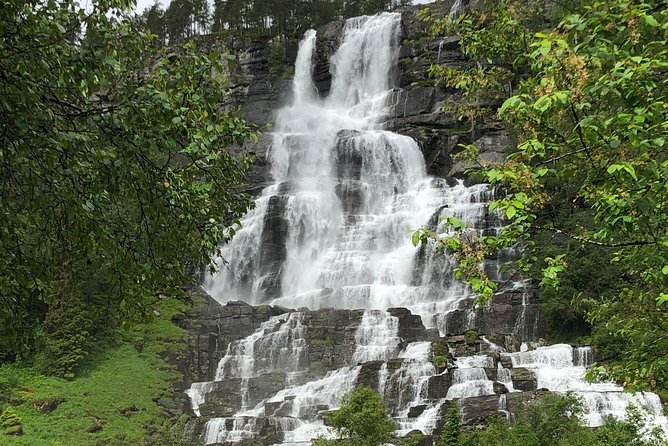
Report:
321,387,396,446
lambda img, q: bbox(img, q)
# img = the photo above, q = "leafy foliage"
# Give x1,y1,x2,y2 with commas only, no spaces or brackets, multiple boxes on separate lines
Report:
0,0,257,371
421,0,668,389
0,298,188,445
455,393,666,446
315,387,396,446
439,403,462,446
143,0,413,40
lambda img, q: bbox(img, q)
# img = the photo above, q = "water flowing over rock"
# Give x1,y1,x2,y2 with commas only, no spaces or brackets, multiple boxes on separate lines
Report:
181,6,668,445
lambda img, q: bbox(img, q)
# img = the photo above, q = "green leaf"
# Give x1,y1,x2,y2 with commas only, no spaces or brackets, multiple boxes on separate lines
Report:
662,265,668,275
643,14,658,27
506,206,517,219
411,231,421,247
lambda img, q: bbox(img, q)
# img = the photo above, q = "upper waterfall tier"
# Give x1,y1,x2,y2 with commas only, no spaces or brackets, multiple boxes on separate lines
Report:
204,13,503,334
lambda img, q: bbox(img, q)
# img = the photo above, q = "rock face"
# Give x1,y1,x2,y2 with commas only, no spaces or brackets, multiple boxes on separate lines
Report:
220,1,513,196
174,3,578,445
179,290,551,444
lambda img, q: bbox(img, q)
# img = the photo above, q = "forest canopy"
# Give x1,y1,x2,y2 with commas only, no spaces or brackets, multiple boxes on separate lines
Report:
138,0,414,43
0,0,256,375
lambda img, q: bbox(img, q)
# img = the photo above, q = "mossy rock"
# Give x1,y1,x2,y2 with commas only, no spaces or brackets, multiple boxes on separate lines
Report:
86,420,104,433
0,407,21,429
4,424,23,436
32,397,65,413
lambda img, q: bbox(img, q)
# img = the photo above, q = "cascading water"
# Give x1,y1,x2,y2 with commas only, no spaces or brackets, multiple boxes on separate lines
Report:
188,10,668,445
504,345,668,431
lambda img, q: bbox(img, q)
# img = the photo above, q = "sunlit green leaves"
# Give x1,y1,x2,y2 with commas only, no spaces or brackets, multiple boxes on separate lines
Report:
424,0,668,389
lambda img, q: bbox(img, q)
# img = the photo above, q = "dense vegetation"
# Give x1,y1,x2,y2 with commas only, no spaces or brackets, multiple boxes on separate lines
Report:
0,0,260,441
314,387,396,446
417,0,668,391
0,298,190,443
316,389,666,446
1,0,256,375
440,393,666,446
139,0,414,42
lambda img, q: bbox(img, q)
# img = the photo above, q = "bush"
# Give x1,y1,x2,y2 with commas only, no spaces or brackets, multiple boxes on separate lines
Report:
318,387,396,446
439,403,462,446
0,406,22,429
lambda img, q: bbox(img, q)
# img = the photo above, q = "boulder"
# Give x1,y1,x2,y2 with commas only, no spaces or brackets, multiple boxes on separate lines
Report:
511,368,538,392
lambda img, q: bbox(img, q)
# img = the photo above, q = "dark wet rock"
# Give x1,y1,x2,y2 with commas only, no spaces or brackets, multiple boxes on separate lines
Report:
388,308,429,342
408,404,428,418
493,381,509,394
442,290,542,342
427,372,453,399
511,368,538,392
314,20,346,96
356,361,384,389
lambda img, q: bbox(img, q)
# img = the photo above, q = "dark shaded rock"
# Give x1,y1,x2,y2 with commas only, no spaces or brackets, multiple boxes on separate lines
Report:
511,368,538,392
356,361,384,389
389,87,436,118
408,404,428,418
443,290,542,343
265,399,294,417
458,394,501,424
335,180,367,214
304,308,364,371
493,381,509,394
499,354,513,369
257,196,290,301
388,307,428,342
32,398,63,414
176,291,291,387
427,372,453,399
200,373,288,417
314,20,346,96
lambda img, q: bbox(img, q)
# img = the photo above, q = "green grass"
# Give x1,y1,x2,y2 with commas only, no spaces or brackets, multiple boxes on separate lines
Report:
0,298,188,446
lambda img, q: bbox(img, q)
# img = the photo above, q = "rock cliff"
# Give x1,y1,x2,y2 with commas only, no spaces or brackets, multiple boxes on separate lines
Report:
170,3,575,445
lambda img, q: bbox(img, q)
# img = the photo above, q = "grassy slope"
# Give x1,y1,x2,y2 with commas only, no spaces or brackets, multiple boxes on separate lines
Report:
0,298,188,446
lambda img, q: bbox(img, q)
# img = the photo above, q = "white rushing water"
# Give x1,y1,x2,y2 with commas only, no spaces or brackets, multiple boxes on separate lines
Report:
505,344,668,432
189,11,667,445
204,11,491,331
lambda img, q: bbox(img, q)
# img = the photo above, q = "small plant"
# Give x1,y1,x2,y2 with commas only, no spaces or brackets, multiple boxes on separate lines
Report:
464,329,478,344
432,355,448,368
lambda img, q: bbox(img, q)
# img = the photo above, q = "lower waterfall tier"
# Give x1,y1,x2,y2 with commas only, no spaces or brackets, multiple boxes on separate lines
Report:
182,299,668,445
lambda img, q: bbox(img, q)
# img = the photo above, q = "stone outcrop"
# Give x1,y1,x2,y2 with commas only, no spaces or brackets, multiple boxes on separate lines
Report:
175,294,291,384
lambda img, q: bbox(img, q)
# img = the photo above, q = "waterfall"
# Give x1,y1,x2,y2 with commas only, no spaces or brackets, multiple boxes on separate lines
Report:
190,11,668,445
204,11,490,328
505,344,668,430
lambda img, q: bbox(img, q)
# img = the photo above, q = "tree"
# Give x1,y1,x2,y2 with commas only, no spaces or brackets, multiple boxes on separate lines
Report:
418,0,668,390
166,0,193,41
0,0,256,369
316,387,396,446
439,403,462,446
141,1,167,45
